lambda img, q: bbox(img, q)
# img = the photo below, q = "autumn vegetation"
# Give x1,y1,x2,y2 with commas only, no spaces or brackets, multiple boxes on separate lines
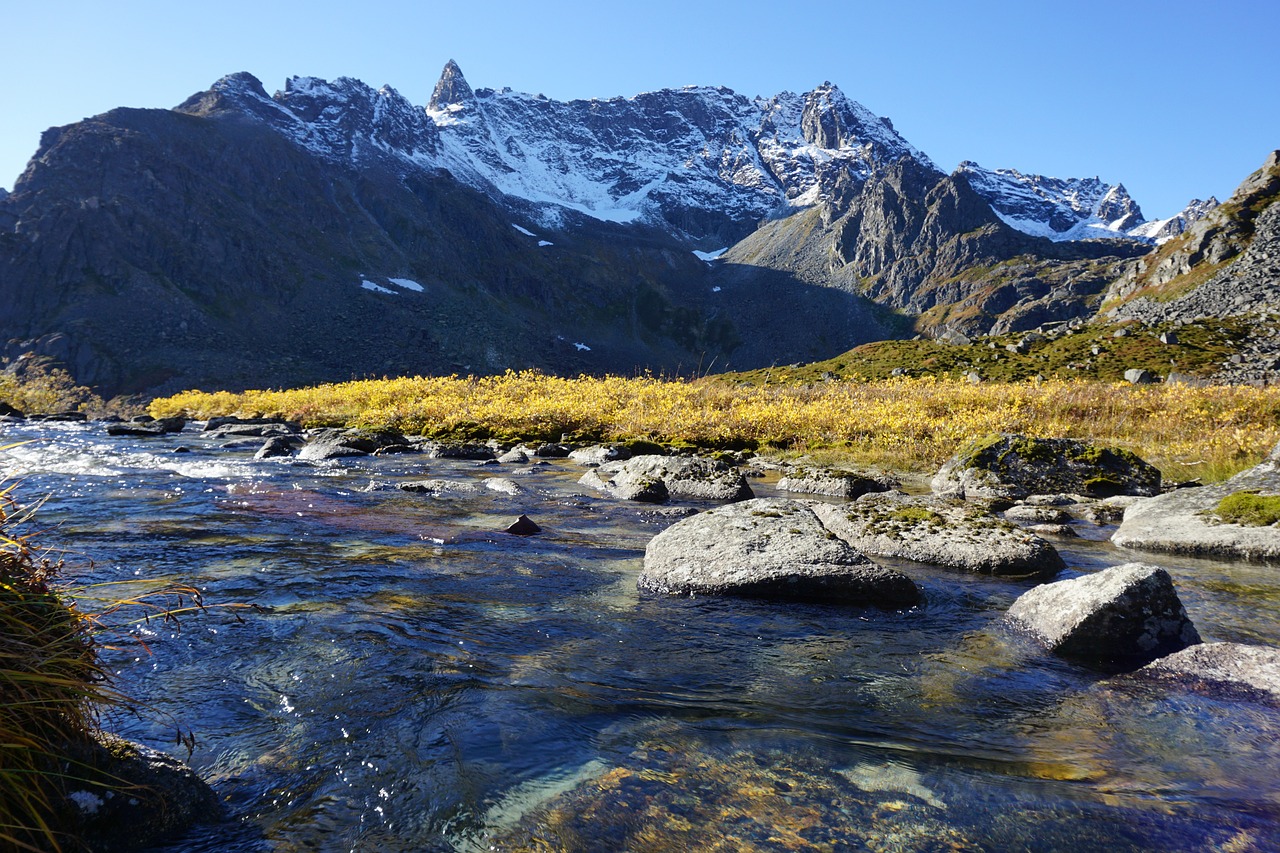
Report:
151,371,1280,482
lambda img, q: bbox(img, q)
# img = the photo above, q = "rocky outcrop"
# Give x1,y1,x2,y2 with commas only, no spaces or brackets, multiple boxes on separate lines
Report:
580,455,753,503
810,492,1064,577
1104,150,1280,324
58,732,220,852
1112,453,1280,564
640,498,920,606
932,434,1161,501
1134,642,1280,703
1005,563,1201,665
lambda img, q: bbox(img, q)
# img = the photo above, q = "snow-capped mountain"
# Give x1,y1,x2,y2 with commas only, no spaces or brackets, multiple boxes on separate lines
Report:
1128,196,1220,243
957,161,1150,242
187,62,936,246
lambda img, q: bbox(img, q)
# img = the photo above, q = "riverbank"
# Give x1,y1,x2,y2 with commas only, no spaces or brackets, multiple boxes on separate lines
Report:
150,372,1280,483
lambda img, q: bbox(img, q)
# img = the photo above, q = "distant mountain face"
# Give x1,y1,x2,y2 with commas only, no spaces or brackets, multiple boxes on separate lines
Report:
0,61,1182,395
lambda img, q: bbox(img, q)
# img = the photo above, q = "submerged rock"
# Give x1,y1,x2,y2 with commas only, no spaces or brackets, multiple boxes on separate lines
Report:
810,492,1064,577
398,479,483,496
640,498,920,606
1134,642,1280,703
932,433,1161,501
1112,454,1280,564
581,455,753,503
1006,562,1201,665
775,466,894,499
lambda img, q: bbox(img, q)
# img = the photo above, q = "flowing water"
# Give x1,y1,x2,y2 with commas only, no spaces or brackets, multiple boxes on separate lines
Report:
4,421,1279,851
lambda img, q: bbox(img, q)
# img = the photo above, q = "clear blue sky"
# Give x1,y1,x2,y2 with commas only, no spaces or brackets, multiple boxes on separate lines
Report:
2,0,1277,218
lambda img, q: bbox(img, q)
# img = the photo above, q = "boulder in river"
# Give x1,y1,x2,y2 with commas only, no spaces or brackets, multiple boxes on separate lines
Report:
640,498,920,607
810,492,1064,577
932,434,1161,501
255,435,299,459
581,455,753,503
1005,562,1201,665
1112,452,1280,565
299,428,407,461
1133,642,1280,704
568,444,633,466
105,416,186,436
775,466,894,499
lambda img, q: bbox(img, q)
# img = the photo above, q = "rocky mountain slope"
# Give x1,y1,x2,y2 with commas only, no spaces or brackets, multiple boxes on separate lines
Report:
0,61,1218,395
1104,150,1280,323
718,156,1146,337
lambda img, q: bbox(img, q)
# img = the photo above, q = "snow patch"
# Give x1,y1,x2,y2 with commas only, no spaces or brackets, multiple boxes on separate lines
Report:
388,277,424,292
574,342,591,351
361,280,396,294
538,240,554,247
693,247,727,262
511,223,536,236
712,286,722,293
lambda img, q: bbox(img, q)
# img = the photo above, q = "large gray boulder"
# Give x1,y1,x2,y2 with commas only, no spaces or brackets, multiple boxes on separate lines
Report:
775,467,893,499
1135,642,1280,703
1112,455,1280,564
640,498,920,606
1006,562,1201,665
580,455,752,502
933,433,1161,500
810,492,1064,577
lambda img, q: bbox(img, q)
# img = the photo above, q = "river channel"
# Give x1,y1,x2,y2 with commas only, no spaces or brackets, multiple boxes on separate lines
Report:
3,420,1278,851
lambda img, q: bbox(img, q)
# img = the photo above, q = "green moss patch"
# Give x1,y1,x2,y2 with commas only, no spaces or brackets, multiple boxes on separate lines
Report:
1212,490,1280,527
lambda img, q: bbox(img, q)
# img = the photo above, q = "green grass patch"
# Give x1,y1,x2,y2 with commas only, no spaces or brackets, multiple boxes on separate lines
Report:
1213,490,1280,526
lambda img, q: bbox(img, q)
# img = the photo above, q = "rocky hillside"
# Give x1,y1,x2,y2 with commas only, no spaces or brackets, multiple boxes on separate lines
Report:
1104,150,1280,323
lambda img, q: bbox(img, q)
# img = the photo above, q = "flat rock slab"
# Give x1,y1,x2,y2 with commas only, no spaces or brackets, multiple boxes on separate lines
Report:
581,455,753,503
640,498,920,607
1134,642,1280,703
933,434,1161,501
1006,562,1201,665
1112,459,1280,565
810,492,1064,577
775,466,894,499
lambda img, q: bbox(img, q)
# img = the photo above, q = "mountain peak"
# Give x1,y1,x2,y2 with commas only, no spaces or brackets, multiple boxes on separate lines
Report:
430,59,473,110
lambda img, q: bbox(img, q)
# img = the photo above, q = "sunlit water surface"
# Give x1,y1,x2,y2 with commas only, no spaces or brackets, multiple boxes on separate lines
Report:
4,421,1279,851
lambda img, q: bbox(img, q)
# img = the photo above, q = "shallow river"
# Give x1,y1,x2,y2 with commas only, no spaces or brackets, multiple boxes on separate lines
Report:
4,421,1279,851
